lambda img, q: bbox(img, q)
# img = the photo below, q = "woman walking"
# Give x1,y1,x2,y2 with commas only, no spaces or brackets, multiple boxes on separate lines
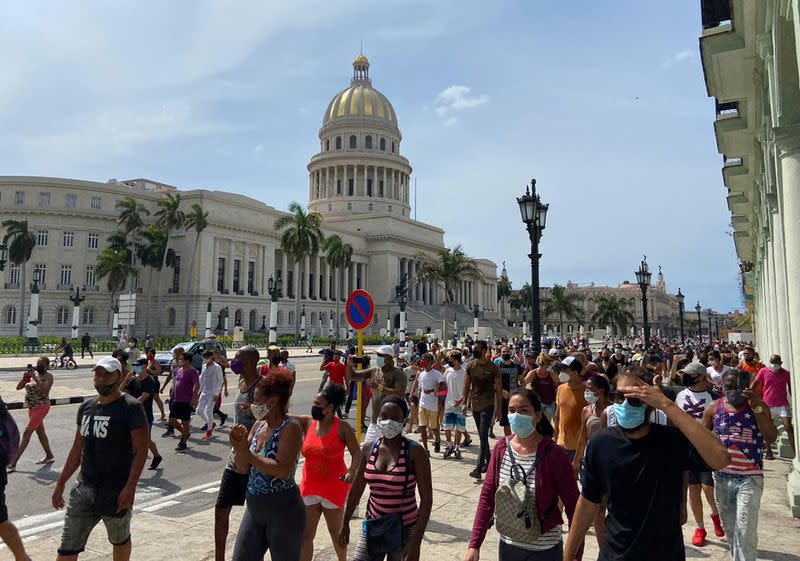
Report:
339,395,433,561
8,357,54,472
523,353,559,420
229,370,305,561
293,384,361,561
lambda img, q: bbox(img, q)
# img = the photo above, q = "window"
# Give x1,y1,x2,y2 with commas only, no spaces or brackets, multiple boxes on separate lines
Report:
87,233,99,249
85,266,96,287
82,307,95,325
37,230,48,246
288,311,295,326
380,138,386,151
287,270,294,298
171,255,181,293
391,141,395,153
348,178,354,196
349,135,356,149
91,196,102,210
388,205,392,213
336,136,342,150
34,264,46,284
15,191,24,205
167,308,176,327
379,180,384,197
217,258,226,292
115,200,124,212
336,179,342,195
63,231,74,247
328,204,332,212
277,311,283,325
39,192,50,206
347,203,352,211
365,136,373,149
325,139,330,151
247,261,255,294
60,264,72,286
9,265,20,285
4,306,16,325
368,203,373,211
57,306,70,325
65,194,77,208
367,179,372,197
249,310,257,331
234,309,242,327
233,259,241,293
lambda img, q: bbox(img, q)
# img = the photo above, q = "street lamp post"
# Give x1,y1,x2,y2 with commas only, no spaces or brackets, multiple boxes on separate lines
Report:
328,310,334,338
522,310,528,339
223,307,230,336
26,268,42,350
68,285,86,339
707,309,713,344
473,304,480,340
300,304,307,343
715,316,720,340
111,299,120,340
267,274,283,344
205,297,213,337
517,178,549,355
635,256,652,350
394,274,408,346
695,302,702,346
676,288,685,345
386,309,391,338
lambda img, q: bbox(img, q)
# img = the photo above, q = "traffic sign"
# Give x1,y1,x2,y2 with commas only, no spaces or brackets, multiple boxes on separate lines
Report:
345,290,374,331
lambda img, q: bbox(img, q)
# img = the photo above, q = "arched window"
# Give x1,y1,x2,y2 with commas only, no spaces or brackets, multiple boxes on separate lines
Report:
567,324,573,333
368,203,373,211
57,306,70,325
325,139,330,151
365,136,372,149
349,135,357,149
3,306,16,325
277,311,284,325
167,308,176,326
288,311,295,326
249,309,257,331
391,141,395,153
234,309,243,327
380,138,386,151
347,203,352,211
82,307,94,325
336,136,342,150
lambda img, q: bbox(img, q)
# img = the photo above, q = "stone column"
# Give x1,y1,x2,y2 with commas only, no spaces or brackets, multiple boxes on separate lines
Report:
373,166,378,197
772,210,792,367
344,165,348,196
226,240,234,292
383,167,387,199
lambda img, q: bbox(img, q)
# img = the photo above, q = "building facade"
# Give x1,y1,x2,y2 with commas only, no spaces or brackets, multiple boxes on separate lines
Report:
699,0,800,516
0,54,502,340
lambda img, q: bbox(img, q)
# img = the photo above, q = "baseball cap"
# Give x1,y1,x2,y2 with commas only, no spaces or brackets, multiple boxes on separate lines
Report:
561,356,579,369
267,345,281,352
94,357,122,374
679,362,707,377
377,345,395,357
548,348,559,357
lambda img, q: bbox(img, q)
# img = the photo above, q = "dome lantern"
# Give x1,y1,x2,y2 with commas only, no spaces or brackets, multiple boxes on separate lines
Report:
353,52,370,83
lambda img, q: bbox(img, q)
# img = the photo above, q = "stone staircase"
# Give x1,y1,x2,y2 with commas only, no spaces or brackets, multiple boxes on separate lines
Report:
405,304,514,339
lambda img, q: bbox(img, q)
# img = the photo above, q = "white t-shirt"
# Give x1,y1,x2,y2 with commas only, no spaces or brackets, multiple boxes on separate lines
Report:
199,362,224,396
418,369,445,411
675,388,714,422
707,365,731,386
404,367,418,395
444,366,467,413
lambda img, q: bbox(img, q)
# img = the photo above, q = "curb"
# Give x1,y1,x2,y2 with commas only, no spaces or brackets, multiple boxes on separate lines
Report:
6,395,93,410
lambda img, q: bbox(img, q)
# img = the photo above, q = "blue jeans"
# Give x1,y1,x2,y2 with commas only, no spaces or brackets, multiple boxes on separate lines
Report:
713,472,763,561
472,406,495,470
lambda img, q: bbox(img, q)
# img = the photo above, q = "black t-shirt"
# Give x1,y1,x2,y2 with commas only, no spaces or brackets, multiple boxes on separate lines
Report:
77,395,147,490
581,424,705,561
125,376,159,422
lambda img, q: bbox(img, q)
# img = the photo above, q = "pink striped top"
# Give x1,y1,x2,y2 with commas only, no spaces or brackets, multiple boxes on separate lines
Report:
364,438,419,527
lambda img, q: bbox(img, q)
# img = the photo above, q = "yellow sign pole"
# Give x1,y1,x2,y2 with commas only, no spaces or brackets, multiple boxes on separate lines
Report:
356,329,364,443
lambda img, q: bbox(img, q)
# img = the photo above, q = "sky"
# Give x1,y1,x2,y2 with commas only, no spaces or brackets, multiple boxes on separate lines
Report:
0,1,741,312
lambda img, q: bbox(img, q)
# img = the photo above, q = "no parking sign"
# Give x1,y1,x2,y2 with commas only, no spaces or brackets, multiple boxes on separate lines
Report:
345,290,374,331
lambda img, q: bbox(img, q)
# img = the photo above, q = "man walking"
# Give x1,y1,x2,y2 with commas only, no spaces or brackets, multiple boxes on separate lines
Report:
415,353,446,455
464,340,502,480
124,359,163,471
80,332,93,360
554,356,587,463
52,357,149,560
755,354,794,460
162,352,199,451
198,350,224,440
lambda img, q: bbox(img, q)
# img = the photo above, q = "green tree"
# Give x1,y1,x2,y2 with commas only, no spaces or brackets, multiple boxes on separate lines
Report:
496,274,513,318
274,202,325,339
541,284,583,338
1,220,37,336
117,196,150,236
323,234,353,337
138,226,176,334
183,203,209,335
591,295,635,337
411,244,484,340
153,194,185,333
95,235,136,317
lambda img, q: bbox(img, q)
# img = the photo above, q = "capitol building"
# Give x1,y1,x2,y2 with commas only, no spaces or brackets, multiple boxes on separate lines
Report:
0,54,505,339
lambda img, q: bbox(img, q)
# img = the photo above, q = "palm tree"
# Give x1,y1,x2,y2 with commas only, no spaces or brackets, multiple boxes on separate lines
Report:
591,295,635,337
496,274,513,319
323,234,353,338
153,194,185,333
274,202,325,339
138,226,176,334
411,244,484,340
2,220,36,336
541,284,584,339
117,197,150,236
95,245,136,316
183,203,209,335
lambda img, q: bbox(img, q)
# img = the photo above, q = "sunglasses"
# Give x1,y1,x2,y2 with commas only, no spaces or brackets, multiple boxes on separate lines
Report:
608,391,642,408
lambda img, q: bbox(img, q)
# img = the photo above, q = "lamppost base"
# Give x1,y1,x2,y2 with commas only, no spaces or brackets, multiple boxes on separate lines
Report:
26,337,40,353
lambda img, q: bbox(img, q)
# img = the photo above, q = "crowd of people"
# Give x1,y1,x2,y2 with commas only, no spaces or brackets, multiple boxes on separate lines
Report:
0,333,793,561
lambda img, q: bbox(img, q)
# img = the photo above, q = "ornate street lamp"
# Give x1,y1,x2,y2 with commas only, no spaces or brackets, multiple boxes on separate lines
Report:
707,308,713,344
695,302,702,345
676,288,685,345
634,256,652,349
26,268,43,349
205,297,213,338
517,178,548,355
394,274,408,345
0,243,8,271
267,273,283,343
68,285,86,339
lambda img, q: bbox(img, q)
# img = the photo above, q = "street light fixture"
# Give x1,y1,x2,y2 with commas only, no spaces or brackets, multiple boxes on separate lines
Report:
517,178,548,355
695,302,702,346
68,285,87,339
706,308,713,344
26,268,43,350
676,288,685,345
634,256,652,349
267,273,283,343
394,274,408,345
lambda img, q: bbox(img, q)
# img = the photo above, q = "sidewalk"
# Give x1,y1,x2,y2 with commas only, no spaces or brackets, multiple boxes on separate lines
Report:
16,422,800,561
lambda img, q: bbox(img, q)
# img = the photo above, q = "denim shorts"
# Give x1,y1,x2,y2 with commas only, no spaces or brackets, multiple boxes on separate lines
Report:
442,412,467,431
58,482,132,556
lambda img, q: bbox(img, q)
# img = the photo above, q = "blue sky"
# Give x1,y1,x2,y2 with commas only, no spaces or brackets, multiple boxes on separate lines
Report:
0,1,740,311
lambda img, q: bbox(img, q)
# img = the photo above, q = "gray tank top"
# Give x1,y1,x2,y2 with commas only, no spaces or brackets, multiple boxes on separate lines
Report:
226,380,258,471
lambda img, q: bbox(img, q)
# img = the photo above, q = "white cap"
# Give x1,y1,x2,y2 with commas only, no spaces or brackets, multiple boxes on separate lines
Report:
561,356,578,368
376,345,395,357
93,357,122,374
548,348,559,357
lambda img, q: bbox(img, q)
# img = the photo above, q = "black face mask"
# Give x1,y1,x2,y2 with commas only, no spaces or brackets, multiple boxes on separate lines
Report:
270,356,282,366
501,354,511,361
35,365,46,374
311,405,326,421
472,349,483,359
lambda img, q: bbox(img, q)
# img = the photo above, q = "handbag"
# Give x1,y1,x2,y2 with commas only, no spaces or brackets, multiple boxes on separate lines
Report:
363,438,412,555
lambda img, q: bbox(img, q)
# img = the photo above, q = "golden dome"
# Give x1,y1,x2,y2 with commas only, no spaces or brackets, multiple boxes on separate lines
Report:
354,53,369,65
322,55,398,128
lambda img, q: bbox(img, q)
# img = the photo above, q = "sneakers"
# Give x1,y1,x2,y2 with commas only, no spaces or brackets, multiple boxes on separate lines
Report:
481,463,488,474
453,449,462,460
434,441,441,454
175,441,188,451
201,431,213,440
691,527,707,547
162,429,175,438
443,445,454,459
461,437,473,447
469,467,482,480
219,413,228,426
710,513,725,537
200,424,208,431
148,456,163,470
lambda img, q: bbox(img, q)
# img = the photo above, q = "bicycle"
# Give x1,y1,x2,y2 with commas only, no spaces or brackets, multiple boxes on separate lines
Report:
51,355,77,369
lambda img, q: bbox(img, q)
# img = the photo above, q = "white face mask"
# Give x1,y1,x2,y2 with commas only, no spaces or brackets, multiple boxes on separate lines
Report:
250,402,270,420
584,390,599,404
770,364,782,372
375,356,386,368
558,371,571,383
377,418,403,439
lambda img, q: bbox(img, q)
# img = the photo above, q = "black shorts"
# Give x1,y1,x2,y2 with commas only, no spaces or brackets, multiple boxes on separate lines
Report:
688,470,713,486
169,401,192,422
216,468,249,509
499,398,510,427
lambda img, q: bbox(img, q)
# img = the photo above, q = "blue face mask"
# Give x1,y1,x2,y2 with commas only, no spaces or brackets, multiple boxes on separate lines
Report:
507,413,536,438
133,365,143,375
375,356,385,368
612,400,647,430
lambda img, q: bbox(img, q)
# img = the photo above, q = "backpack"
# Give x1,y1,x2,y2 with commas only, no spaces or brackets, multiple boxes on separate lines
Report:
0,400,20,466
494,438,543,543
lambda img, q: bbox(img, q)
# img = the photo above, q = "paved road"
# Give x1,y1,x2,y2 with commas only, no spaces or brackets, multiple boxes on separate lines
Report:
5,355,335,529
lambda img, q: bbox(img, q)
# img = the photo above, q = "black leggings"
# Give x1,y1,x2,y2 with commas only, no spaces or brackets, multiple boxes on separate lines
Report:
232,487,306,561
472,406,495,470
499,540,562,560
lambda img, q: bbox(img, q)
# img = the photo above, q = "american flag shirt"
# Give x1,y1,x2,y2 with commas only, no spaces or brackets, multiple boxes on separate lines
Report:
713,399,765,476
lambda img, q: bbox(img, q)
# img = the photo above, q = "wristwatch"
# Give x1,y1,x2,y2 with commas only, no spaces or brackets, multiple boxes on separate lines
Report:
753,404,765,415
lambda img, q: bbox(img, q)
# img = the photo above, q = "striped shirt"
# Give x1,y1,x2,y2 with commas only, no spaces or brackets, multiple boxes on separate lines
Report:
365,438,418,527
498,448,562,550
713,400,764,476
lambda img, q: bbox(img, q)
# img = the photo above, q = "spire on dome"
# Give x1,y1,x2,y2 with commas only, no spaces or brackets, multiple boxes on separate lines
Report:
353,51,370,83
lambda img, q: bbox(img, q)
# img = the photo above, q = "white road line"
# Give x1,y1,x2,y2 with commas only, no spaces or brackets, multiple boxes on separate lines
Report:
140,500,181,512
202,486,220,494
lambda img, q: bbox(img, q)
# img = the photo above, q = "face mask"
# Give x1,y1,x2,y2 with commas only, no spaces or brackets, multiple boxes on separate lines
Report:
229,359,244,374
508,413,536,438
612,400,647,430
270,356,282,366
770,364,782,372
472,349,483,359
725,390,746,407
584,390,599,404
377,418,403,439
95,375,119,397
744,357,754,363
558,371,570,383
502,354,511,361
133,365,143,375
35,365,46,374
682,374,698,387
311,405,326,421
250,402,270,420
375,356,386,368
623,351,630,357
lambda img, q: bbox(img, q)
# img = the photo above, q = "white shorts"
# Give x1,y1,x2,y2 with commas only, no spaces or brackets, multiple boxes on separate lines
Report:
302,495,339,509
770,405,792,420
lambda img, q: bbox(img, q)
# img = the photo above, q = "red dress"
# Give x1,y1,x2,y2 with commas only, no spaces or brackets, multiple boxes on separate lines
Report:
300,417,349,508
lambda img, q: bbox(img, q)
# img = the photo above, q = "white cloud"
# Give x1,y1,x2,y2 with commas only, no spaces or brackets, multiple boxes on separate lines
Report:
253,144,265,153
662,49,695,67
433,85,488,124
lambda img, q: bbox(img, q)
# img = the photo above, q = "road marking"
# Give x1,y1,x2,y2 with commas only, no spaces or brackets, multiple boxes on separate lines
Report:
141,500,181,512
202,486,220,494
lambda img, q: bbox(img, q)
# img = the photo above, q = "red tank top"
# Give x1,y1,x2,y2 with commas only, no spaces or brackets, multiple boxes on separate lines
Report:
300,417,349,507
